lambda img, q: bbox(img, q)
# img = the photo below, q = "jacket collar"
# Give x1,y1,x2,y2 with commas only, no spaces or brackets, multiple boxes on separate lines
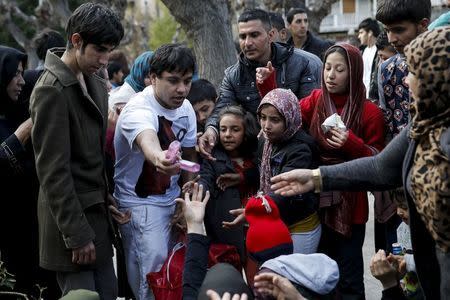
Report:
44,48,107,124
238,42,294,68
44,48,79,87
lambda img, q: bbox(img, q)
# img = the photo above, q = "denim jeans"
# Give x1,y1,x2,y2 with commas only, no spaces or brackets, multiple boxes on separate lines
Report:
291,223,322,254
119,203,176,300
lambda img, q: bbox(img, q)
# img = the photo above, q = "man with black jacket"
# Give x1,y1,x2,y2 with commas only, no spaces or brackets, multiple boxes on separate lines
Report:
199,8,320,160
286,8,334,61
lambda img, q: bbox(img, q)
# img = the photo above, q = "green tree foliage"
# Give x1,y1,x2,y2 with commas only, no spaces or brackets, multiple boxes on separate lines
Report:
148,0,190,50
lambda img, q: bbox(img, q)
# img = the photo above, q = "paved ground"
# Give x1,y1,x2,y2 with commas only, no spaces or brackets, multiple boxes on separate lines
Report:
364,194,383,300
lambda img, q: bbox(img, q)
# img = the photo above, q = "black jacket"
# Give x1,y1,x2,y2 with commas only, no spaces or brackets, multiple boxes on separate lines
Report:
199,147,258,259
288,31,334,61
206,43,320,130
258,130,320,225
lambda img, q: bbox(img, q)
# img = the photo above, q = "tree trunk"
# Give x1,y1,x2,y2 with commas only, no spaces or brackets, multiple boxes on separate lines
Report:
161,0,236,89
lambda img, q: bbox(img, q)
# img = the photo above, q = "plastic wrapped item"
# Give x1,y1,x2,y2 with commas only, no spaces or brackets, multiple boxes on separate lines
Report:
165,140,200,173
321,113,347,133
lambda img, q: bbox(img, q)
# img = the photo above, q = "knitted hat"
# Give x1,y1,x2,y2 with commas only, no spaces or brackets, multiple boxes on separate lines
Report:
245,193,293,263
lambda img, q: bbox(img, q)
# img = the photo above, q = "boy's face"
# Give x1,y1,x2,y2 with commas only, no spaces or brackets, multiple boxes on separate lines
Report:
151,70,193,109
383,20,428,54
358,28,371,46
193,99,215,128
73,35,115,75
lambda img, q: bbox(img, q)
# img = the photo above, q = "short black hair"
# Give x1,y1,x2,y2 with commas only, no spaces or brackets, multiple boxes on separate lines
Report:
238,9,272,32
32,29,65,60
375,31,391,50
269,12,285,31
187,79,217,105
376,0,431,25
107,61,122,80
286,8,307,24
66,2,124,49
358,18,381,37
149,43,196,77
218,105,259,158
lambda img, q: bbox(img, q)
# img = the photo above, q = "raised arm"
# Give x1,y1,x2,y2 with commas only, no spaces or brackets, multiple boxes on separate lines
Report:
270,126,409,196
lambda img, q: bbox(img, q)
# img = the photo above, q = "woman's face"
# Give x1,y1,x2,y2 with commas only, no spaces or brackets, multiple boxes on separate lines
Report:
6,61,25,101
259,104,286,143
405,72,419,100
323,52,349,95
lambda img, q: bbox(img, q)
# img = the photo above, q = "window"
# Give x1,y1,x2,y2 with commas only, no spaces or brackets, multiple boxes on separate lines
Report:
343,0,356,13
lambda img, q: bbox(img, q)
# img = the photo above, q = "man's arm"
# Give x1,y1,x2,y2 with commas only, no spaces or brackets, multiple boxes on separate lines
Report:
135,129,180,176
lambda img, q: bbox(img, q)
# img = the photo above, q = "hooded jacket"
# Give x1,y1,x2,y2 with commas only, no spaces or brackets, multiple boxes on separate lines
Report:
205,42,320,129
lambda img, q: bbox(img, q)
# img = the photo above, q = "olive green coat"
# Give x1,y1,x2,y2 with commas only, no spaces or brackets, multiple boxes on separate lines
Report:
30,49,112,272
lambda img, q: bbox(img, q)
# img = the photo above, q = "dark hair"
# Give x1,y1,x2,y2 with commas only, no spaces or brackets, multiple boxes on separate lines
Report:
107,61,122,80
269,12,285,31
66,2,124,49
187,79,217,105
32,29,65,60
375,31,392,50
358,18,381,37
149,43,196,77
238,9,272,31
286,8,307,24
109,50,130,76
218,106,258,158
376,0,431,25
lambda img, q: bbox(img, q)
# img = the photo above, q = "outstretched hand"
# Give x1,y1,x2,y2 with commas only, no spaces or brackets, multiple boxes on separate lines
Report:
206,290,248,300
254,272,305,300
175,183,210,234
222,208,245,229
369,249,398,290
256,61,274,84
270,169,315,196
198,127,218,161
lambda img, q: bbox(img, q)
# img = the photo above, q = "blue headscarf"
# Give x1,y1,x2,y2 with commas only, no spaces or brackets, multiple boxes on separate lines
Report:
124,51,153,92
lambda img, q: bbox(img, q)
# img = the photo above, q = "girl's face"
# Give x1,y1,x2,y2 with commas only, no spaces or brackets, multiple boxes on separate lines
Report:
324,52,349,95
219,114,245,156
259,104,286,142
405,72,419,100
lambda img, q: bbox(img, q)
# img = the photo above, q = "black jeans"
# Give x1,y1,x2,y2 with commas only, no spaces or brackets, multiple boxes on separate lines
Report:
319,224,366,300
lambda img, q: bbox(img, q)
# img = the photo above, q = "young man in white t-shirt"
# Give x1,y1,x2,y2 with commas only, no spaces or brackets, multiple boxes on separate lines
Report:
113,44,197,300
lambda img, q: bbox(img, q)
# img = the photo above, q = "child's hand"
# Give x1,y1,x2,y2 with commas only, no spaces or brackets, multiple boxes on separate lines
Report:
326,127,349,149
222,208,245,229
256,61,274,84
370,250,398,290
216,173,240,191
182,175,200,194
175,183,210,234
254,273,305,300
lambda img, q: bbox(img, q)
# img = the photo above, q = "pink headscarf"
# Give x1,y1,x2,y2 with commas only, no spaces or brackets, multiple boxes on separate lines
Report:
257,88,302,194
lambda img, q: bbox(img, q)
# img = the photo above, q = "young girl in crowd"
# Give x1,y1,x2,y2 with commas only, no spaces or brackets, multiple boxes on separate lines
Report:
256,88,321,254
184,105,259,261
257,43,385,299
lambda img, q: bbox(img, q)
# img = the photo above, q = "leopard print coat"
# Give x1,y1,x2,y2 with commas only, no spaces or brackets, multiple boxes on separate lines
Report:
405,26,450,252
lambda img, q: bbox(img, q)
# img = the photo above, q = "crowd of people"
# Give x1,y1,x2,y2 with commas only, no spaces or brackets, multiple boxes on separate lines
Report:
0,0,449,300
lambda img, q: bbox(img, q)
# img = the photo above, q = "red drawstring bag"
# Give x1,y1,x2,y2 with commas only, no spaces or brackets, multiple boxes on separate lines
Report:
147,241,241,300
147,242,185,300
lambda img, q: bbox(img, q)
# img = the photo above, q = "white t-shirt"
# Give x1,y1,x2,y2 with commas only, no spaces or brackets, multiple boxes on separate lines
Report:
362,45,377,98
113,86,197,207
